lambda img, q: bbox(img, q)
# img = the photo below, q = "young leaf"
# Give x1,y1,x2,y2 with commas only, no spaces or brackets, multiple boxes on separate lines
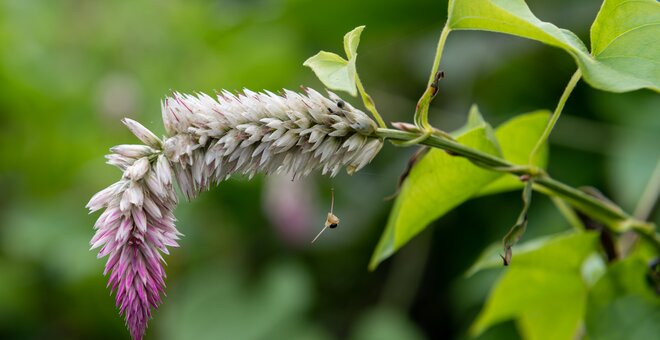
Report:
304,25,367,97
370,108,502,270
471,231,600,339
477,110,550,196
585,257,660,340
344,25,365,59
303,51,358,96
447,0,660,92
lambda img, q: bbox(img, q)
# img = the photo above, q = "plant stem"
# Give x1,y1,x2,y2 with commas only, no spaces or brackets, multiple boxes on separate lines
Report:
634,158,660,221
414,24,451,129
529,69,582,164
550,196,585,231
374,127,657,243
428,24,451,89
356,74,387,128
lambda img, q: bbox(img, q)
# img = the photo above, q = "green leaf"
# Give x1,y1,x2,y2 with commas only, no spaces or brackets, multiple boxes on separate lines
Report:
447,0,587,52
585,257,660,340
370,108,502,270
450,105,499,145
471,231,600,339
304,26,367,97
465,231,570,277
477,110,550,196
303,51,357,96
447,0,660,92
343,25,365,59
588,0,660,92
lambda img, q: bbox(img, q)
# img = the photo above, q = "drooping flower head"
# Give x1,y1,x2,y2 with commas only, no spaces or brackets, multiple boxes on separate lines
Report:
87,119,180,340
87,88,382,339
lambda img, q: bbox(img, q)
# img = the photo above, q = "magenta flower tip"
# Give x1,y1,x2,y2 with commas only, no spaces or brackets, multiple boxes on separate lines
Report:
89,132,179,340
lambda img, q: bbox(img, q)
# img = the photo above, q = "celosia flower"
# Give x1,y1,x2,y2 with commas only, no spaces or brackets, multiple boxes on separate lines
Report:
87,88,383,339
161,88,383,199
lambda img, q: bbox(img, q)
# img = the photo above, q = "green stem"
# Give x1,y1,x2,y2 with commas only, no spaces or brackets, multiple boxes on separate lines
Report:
634,158,660,220
414,24,451,130
550,196,585,231
428,24,451,88
355,74,387,129
374,128,656,241
533,176,628,224
529,69,582,164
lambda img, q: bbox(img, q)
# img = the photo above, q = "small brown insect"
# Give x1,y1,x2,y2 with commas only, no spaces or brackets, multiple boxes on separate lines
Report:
311,188,340,243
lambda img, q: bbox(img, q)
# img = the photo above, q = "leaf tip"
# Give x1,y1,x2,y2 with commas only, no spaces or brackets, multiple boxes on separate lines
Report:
344,25,366,58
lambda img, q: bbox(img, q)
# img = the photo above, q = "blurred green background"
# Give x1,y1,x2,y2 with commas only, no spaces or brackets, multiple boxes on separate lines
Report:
0,0,658,339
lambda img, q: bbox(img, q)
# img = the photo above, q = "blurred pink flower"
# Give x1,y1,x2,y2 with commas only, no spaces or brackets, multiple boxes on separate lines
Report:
263,175,316,245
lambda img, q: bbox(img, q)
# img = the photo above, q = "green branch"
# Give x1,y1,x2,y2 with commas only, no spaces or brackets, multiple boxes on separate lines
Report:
550,196,585,231
374,127,657,246
413,24,451,131
356,74,387,129
427,24,451,89
634,158,660,221
529,69,582,164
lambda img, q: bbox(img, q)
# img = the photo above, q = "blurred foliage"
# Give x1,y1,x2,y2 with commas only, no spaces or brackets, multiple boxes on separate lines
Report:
0,0,658,339
585,256,660,340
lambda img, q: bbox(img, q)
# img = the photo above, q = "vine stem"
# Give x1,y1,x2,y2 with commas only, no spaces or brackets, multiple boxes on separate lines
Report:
414,23,451,130
529,69,582,164
634,158,660,221
356,74,387,129
427,24,451,88
373,127,658,247
550,196,585,231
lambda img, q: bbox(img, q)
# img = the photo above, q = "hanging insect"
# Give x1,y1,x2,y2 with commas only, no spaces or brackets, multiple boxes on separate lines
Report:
311,188,340,243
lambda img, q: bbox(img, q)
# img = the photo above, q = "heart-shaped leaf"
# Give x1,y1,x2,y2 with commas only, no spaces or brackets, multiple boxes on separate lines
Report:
447,0,660,92
304,26,366,97
303,51,357,96
587,0,660,92
344,25,365,59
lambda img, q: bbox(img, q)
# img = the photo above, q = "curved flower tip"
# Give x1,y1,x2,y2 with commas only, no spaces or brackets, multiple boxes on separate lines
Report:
89,123,179,340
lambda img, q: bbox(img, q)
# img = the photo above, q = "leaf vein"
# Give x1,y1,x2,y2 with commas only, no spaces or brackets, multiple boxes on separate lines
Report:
597,54,660,65
595,22,660,57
